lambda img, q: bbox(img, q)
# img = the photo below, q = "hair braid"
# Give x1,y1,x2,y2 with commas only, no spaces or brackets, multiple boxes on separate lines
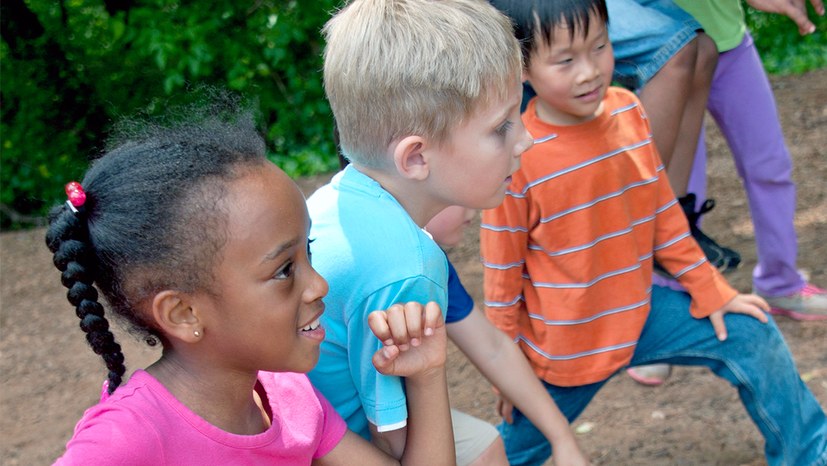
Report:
46,205,126,393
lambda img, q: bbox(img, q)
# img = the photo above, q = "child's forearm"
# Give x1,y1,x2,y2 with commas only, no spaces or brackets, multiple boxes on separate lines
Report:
485,333,578,446
401,367,456,465
448,310,581,448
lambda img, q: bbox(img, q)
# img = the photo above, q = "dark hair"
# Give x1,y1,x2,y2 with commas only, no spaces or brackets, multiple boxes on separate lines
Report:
489,0,609,67
45,95,267,393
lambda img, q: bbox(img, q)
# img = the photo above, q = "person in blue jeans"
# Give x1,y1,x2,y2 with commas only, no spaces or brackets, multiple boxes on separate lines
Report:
487,0,827,464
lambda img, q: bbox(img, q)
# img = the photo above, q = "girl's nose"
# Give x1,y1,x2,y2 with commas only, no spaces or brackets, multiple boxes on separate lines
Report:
305,266,329,302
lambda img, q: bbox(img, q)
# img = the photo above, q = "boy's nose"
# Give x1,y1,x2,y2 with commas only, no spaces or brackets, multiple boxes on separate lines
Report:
516,127,534,156
577,59,600,82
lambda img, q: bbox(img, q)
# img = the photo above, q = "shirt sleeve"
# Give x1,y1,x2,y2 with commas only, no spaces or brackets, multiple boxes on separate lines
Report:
313,386,349,459
651,161,737,318
55,405,164,465
445,259,474,324
347,276,448,432
480,187,531,339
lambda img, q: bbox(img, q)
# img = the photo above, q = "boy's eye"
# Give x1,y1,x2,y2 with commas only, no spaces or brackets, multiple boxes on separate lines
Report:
496,120,514,136
596,43,607,50
273,261,295,280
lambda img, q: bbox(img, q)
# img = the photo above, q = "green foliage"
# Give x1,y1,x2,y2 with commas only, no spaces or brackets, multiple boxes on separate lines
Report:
1,0,339,228
746,4,827,74
2,0,826,229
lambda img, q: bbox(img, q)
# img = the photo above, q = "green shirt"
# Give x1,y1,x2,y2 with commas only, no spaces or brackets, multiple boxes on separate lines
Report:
674,0,747,52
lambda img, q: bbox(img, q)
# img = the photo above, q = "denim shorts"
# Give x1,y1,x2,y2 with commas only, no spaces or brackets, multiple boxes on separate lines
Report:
607,0,701,90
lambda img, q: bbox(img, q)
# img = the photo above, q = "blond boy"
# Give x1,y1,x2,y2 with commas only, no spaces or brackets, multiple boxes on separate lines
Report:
307,1,589,465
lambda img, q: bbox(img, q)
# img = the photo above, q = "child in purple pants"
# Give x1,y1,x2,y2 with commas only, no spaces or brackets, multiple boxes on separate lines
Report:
679,0,826,320
630,0,826,387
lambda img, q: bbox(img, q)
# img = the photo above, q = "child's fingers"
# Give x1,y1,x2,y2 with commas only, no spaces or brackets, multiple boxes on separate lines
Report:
730,294,770,323
372,344,400,373
367,310,393,344
708,312,728,341
743,293,770,312
422,301,444,337
385,304,411,350
496,396,515,424
734,304,770,323
402,302,423,347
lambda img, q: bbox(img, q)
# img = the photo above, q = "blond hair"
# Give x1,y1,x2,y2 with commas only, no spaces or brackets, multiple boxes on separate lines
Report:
323,0,521,168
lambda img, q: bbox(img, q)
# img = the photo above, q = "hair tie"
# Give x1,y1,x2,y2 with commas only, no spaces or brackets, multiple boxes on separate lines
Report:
65,181,86,213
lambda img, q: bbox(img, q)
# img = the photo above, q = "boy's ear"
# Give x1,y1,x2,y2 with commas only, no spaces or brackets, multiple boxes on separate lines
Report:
392,135,430,181
150,290,203,343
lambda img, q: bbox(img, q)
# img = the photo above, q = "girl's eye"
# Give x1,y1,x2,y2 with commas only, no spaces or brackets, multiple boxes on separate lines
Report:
273,261,295,280
557,58,573,65
496,120,514,136
596,43,607,51
307,238,315,262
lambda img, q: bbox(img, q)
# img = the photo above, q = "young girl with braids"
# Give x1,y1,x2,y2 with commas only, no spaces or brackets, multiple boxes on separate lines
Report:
46,101,454,465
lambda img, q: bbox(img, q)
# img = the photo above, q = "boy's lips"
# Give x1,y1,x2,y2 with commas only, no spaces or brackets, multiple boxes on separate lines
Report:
576,86,601,101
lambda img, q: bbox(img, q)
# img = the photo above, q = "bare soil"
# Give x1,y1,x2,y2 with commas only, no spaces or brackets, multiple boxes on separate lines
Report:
1,70,825,465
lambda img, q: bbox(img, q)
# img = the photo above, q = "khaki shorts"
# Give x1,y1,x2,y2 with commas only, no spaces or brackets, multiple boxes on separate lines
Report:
451,409,501,466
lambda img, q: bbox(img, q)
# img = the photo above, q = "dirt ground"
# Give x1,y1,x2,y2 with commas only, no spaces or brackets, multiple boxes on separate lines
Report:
1,70,825,465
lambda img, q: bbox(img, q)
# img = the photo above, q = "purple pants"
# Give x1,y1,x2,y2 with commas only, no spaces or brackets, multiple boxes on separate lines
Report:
685,32,805,297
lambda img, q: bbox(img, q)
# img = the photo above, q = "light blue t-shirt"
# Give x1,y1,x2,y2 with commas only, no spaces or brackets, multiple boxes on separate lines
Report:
306,166,449,439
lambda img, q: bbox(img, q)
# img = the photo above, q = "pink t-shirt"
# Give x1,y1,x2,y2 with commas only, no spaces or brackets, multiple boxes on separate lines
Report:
55,370,347,465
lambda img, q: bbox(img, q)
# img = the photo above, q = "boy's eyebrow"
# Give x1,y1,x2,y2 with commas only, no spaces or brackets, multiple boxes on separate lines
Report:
262,237,300,263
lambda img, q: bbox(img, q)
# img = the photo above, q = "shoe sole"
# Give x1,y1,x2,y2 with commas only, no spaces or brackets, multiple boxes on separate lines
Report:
768,307,827,321
626,368,670,386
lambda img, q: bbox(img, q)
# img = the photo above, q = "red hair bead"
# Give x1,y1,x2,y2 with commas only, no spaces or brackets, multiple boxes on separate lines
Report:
65,181,87,208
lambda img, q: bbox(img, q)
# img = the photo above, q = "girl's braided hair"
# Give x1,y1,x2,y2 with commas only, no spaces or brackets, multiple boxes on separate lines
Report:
45,94,267,393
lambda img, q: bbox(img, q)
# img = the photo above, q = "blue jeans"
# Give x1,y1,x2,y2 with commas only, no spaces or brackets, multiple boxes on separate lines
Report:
498,286,827,466
607,0,700,90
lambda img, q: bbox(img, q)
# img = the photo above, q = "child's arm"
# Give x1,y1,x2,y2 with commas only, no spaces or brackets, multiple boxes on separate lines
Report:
448,307,590,466
315,302,455,466
745,0,825,35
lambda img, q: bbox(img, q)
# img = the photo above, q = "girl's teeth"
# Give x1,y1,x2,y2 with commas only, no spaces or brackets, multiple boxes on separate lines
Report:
301,318,321,331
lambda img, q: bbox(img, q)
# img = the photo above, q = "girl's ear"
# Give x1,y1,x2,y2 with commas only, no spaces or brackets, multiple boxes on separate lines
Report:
392,135,431,181
151,290,203,343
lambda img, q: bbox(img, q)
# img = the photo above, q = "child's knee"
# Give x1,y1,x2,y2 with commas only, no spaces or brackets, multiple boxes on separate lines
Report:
663,37,699,75
467,435,507,466
452,409,506,466
694,33,718,80
725,314,787,355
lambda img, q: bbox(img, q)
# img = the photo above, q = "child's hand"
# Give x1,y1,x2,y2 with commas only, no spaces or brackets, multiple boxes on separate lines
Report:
368,301,447,377
709,293,770,341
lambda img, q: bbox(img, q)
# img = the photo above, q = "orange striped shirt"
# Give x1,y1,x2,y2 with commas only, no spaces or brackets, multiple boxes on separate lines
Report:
480,87,736,387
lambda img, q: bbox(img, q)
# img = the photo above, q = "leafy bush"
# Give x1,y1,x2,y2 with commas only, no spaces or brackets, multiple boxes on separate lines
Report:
1,0,825,229
1,0,339,229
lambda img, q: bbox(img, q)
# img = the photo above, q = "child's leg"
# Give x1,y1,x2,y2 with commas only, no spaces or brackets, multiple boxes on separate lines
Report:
607,0,702,171
497,380,607,466
451,409,506,466
661,31,716,196
635,286,827,465
700,33,805,297
607,0,717,195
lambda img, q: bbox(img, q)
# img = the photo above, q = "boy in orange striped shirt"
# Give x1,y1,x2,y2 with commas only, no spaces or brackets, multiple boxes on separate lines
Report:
481,1,827,465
